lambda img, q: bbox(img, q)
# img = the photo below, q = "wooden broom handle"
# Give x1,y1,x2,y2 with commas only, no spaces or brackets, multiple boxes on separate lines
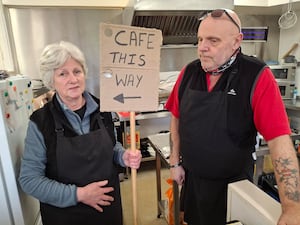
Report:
282,43,298,59
130,111,138,225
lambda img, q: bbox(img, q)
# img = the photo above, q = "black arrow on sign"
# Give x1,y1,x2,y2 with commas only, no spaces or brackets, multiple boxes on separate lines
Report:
113,93,142,104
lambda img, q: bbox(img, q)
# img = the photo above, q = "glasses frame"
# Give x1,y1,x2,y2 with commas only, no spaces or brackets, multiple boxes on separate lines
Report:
202,9,241,32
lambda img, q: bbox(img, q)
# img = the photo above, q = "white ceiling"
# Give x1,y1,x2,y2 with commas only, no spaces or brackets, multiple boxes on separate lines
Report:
235,1,300,15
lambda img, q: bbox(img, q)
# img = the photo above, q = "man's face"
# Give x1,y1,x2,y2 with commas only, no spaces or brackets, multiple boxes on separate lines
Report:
197,15,242,72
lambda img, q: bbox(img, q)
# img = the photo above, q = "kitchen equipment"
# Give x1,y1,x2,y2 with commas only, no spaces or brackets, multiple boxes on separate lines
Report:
0,70,9,79
269,64,296,81
295,61,300,96
277,81,295,99
278,0,297,29
227,180,281,225
269,64,296,99
128,0,234,44
258,173,279,201
284,55,297,63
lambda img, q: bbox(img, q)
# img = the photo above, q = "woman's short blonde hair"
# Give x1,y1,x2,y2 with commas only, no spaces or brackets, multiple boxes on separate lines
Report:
40,41,88,89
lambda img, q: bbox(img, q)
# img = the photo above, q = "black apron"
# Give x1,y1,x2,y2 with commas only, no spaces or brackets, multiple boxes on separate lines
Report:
180,70,254,225
40,113,122,225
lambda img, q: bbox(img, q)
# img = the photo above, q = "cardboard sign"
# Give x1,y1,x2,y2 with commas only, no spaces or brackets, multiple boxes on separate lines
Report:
99,23,162,112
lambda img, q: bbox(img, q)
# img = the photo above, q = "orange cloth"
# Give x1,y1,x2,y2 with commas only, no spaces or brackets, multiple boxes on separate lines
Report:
165,179,174,225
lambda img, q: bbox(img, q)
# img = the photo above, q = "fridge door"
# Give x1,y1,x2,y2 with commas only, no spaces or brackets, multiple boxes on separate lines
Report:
0,75,40,225
0,158,14,225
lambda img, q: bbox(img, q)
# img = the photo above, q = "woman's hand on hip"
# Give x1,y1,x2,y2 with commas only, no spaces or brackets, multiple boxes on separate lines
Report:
77,180,114,213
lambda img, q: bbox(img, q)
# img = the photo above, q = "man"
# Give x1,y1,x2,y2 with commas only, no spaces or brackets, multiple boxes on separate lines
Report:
165,9,300,225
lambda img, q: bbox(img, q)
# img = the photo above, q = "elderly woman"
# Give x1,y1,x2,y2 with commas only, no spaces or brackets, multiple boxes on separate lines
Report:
19,41,141,225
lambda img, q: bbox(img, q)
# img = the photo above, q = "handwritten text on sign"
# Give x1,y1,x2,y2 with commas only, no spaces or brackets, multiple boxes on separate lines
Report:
99,23,162,112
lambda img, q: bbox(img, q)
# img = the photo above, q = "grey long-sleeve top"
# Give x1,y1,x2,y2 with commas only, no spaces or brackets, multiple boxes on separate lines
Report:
18,92,126,207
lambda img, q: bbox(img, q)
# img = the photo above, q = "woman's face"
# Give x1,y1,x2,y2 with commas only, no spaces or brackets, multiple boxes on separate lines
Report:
53,57,85,102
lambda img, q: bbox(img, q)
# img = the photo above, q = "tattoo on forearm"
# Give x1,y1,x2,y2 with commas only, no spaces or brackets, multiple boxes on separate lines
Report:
274,157,300,202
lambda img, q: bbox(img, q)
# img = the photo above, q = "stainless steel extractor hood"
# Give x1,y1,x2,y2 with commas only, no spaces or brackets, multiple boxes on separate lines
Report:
127,0,234,45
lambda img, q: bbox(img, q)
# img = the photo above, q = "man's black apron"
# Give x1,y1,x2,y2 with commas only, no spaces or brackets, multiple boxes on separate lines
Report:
40,113,122,225
179,70,254,225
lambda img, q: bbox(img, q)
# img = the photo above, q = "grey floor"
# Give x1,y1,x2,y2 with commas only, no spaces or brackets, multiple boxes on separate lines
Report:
120,161,170,225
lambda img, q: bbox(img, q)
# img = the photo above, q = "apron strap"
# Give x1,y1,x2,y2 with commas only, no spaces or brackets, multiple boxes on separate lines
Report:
54,118,64,137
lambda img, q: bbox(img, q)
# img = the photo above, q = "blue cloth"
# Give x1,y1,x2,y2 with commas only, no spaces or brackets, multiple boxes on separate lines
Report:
19,91,125,207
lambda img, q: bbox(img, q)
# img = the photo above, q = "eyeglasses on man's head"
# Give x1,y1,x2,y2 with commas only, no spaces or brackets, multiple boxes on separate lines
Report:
200,9,241,32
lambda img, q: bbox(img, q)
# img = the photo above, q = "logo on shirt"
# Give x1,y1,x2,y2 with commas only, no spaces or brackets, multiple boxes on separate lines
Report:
227,89,237,96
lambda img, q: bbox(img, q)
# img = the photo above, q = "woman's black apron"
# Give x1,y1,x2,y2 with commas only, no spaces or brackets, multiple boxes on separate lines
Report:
40,112,122,225
179,69,254,225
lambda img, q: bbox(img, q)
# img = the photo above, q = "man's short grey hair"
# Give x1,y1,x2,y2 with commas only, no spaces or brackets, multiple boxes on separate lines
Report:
40,41,88,89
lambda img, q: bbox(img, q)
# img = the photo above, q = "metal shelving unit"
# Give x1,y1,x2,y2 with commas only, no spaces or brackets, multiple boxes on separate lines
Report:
116,111,171,162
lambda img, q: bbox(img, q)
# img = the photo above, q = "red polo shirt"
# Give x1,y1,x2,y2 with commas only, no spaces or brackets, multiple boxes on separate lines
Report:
165,66,291,141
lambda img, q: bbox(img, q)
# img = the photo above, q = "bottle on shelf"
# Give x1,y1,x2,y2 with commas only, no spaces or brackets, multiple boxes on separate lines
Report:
293,86,298,104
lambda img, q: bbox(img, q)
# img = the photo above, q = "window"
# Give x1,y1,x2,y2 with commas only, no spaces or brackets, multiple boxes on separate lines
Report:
0,2,15,72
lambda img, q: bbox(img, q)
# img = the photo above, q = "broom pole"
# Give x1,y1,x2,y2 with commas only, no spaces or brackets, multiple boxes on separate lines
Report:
130,111,138,225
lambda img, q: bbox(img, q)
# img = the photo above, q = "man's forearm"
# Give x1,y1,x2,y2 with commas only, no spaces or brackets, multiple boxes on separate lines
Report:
169,115,180,165
268,135,300,208
273,155,300,203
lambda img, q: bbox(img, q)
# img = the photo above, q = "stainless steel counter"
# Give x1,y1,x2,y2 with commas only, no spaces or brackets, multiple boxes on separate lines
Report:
117,111,170,122
147,132,300,189
147,133,180,225
284,99,300,110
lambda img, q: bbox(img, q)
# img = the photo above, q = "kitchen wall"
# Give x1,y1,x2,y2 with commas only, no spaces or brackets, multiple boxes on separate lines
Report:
239,14,280,61
278,11,300,91
2,3,299,154
279,11,300,60
160,13,281,73
3,6,291,96
8,8,124,96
